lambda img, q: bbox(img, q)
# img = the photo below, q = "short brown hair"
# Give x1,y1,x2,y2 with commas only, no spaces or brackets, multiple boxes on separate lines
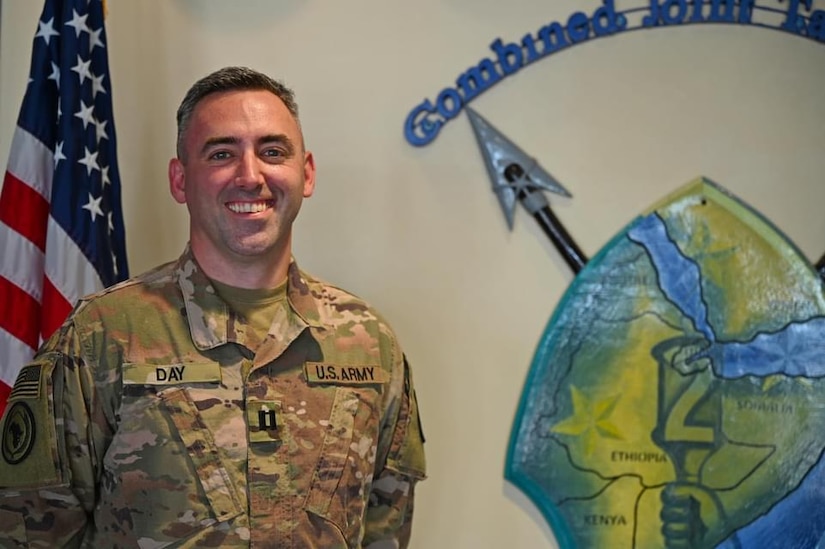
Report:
175,66,300,159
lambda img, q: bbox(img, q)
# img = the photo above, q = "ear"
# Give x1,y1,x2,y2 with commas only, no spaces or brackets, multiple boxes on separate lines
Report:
169,158,186,204
302,151,316,198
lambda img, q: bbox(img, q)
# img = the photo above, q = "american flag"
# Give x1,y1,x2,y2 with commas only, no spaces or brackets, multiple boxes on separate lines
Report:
0,0,128,415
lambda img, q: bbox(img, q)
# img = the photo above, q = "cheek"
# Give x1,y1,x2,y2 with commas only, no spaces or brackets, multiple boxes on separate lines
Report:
188,174,227,201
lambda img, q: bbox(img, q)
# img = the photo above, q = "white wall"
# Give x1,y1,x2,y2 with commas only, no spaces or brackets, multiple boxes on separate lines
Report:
3,1,825,547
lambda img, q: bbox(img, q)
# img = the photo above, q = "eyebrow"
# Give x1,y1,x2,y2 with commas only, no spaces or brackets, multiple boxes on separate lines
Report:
200,134,296,157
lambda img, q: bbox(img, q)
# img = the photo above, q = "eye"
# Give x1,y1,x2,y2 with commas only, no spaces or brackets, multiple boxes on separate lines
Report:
208,150,232,161
261,148,285,159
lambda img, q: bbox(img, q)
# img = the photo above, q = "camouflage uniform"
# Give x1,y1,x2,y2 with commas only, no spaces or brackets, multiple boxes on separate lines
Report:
0,247,426,548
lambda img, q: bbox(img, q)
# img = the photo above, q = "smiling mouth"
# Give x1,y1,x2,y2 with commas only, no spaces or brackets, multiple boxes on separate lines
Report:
226,200,273,214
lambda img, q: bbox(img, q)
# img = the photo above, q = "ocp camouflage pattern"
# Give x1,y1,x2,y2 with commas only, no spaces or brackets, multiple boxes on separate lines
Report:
0,246,426,548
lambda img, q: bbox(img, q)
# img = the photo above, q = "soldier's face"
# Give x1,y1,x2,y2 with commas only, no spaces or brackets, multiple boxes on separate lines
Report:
169,89,315,266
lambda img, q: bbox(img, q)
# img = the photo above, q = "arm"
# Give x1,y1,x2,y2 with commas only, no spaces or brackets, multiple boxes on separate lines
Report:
363,356,427,548
0,323,100,547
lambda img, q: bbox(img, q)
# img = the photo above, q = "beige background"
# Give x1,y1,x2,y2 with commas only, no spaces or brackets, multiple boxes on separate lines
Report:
3,1,825,547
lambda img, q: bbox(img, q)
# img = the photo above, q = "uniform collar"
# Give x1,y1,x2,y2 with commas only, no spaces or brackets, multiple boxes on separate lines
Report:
175,245,324,351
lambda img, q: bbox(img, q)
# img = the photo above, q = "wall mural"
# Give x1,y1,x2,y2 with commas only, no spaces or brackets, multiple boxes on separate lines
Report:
405,1,825,547
506,177,825,548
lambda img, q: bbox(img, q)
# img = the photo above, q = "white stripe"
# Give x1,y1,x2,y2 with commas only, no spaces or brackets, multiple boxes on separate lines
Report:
5,126,53,200
45,216,103,307
0,220,44,302
0,327,34,386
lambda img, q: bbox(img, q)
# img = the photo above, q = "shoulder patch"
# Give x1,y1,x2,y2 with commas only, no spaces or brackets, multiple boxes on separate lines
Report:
0,357,64,488
9,365,42,401
1,402,36,464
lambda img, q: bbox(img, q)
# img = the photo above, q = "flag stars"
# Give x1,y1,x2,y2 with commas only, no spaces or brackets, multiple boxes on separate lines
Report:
16,0,128,292
101,166,111,188
65,9,90,38
94,118,109,143
89,27,105,52
78,147,100,175
48,62,61,89
72,55,92,85
91,73,107,98
53,141,66,168
36,18,59,46
82,193,104,222
75,100,95,129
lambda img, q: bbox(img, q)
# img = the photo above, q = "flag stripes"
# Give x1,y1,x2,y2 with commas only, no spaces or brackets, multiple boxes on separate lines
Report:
0,0,129,415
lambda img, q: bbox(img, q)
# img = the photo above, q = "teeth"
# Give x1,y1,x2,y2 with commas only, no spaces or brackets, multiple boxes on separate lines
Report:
227,201,269,213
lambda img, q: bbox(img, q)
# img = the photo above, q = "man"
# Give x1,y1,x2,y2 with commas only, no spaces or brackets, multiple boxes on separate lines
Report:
0,66,426,548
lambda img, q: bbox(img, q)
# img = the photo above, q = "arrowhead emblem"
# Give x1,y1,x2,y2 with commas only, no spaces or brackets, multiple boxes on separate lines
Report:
466,107,571,229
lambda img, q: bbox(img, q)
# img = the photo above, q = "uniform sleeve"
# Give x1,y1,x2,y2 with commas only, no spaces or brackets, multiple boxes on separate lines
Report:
363,355,427,548
0,323,101,547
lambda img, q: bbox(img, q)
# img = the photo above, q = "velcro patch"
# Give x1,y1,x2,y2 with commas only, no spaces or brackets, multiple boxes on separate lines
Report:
123,362,222,385
9,365,42,401
1,402,36,464
304,362,388,385
246,400,282,444
0,358,61,488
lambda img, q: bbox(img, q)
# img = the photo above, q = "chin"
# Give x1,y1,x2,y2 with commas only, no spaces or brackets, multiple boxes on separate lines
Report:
228,239,281,258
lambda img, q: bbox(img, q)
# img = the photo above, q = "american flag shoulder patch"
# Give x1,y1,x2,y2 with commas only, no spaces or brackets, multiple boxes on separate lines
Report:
9,365,42,401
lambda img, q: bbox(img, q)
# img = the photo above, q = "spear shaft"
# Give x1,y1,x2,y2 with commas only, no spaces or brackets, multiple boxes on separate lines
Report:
504,163,587,274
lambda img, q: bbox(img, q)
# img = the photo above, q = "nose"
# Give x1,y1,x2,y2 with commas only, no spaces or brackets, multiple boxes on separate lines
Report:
234,152,264,188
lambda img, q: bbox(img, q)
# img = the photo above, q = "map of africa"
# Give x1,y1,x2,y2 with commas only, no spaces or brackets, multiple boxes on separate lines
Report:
506,178,825,548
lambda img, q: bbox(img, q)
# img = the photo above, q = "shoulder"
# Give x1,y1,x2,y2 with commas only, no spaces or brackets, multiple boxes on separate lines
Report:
71,259,180,317
295,267,405,355
300,268,391,325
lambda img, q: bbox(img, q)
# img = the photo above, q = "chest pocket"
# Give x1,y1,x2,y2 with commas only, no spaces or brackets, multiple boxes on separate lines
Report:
103,363,244,543
160,388,244,519
303,386,380,546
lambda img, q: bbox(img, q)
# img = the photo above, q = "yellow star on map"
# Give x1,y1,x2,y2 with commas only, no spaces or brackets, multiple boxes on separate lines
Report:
551,386,624,456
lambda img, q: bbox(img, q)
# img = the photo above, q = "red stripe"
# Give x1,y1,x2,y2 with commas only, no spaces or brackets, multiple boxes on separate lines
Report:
41,276,73,341
0,171,49,252
0,276,40,350
0,382,10,417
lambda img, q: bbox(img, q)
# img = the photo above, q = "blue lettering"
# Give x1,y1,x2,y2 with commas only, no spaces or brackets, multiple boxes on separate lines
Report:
456,58,502,101
810,10,825,40
404,100,443,147
662,0,688,25
644,0,689,27
521,32,543,63
707,0,735,23
782,0,812,33
689,0,705,23
490,38,524,76
592,0,626,36
436,88,463,119
402,0,822,147
537,21,569,54
566,12,591,43
738,0,756,24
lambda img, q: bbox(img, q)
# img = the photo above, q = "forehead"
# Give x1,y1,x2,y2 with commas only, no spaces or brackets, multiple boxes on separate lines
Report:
186,89,300,141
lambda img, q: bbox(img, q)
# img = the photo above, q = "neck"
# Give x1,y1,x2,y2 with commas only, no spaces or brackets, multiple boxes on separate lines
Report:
190,241,292,290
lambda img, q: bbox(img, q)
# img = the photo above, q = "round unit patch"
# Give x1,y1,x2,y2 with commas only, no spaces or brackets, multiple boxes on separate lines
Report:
2,402,36,465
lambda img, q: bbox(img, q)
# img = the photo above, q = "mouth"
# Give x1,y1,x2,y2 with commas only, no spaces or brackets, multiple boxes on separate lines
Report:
226,200,273,214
